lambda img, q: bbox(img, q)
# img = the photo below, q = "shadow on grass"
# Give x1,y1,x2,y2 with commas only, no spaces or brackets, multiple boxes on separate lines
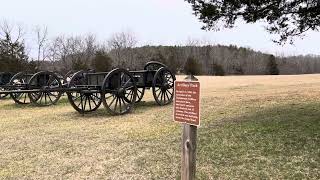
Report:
0,96,72,110
134,101,162,112
197,102,320,179
60,100,162,119
0,101,34,110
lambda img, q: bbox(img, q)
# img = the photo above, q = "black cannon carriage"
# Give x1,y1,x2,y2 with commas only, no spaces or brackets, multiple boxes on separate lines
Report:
66,61,176,115
0,71,73,105
0,61,175,115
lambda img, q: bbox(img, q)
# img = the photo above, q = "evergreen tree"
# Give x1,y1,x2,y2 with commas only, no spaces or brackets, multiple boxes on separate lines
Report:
267,55,279,75
184,56,201,75
166,47,180,74
72,59,88,71
212,63,225,76
0,32,30,72
91,51,112,72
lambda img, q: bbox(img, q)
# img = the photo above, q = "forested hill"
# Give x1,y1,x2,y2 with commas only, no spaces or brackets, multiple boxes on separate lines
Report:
107,45,320,75
2,36,320,76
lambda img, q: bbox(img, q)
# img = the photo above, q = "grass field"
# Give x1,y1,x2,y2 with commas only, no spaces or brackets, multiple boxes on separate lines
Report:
0,75,319,179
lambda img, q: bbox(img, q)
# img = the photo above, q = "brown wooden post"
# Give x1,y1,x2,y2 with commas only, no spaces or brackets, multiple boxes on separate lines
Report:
181,75,198,180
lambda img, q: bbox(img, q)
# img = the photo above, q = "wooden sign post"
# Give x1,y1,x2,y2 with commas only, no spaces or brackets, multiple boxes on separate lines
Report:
174,75,200,180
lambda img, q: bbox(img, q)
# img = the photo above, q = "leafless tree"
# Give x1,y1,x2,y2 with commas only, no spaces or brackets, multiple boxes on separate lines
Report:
108,31,137,49
34,25,48,65
45,34,98,72
0,20,25,45
107,31,137,66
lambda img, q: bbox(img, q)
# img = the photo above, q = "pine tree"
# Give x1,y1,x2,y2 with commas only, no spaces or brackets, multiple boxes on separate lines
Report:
91,51,112,72
267,55,279,75
0,32,30,72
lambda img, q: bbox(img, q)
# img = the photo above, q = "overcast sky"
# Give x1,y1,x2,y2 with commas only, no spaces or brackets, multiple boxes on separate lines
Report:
1,0,320,56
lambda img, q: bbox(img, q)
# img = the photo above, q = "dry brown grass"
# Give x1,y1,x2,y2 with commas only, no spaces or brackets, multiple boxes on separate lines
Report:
0,74,319,179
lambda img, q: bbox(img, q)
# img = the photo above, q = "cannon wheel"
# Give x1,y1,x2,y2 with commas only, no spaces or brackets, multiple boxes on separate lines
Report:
28,71,63,106
144,61,167,71
54,72,64,83
0,87,8,99
0,72,13,99
63,70,75,84
67,71,102,113
9,72,32,104
152,67,175,106
135,87,145,103
102,68,137,115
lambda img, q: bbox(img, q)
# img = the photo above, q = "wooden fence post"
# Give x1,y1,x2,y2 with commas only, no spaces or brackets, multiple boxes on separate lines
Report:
181,75,198,180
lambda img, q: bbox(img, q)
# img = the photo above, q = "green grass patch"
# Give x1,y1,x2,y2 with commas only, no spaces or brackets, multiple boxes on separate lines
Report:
197,102,320,179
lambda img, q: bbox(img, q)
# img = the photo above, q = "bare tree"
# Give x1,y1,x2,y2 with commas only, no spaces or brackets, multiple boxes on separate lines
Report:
107,30,137,67
0,20,25,46
108,31,137,49
46,34,98,72
34,25,48,62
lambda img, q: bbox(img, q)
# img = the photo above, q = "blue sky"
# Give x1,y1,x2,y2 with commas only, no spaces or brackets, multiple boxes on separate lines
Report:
1,0,320,56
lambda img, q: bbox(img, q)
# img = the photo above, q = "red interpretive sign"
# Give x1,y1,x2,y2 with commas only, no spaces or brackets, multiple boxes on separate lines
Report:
174,81,200,126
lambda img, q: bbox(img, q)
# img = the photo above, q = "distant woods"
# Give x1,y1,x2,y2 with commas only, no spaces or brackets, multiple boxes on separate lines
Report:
1,21,320,75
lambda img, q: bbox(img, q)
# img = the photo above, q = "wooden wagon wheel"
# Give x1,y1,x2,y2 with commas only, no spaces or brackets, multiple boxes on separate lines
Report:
135,87,145,103
102,68,137,115
54,72,64,83
0,72,13,99
152,67,176,106
63,70,75,84
144,61,167,71
9,72,32,104
0,73,8,99
67,71,102,113
28,71,63,106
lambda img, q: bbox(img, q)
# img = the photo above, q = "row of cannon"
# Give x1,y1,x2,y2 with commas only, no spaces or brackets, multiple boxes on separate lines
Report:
0,61,176,115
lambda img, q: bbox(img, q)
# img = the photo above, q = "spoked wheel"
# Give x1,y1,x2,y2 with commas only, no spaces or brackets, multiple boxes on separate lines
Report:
54,72,64,83
28,71,63,106
102,68,137,115
9,72,32,104
67,71,102,113
0,87,8,99
63,70,75,84
135,87,145,103
152,67,176,106
0,72,13,99
144,61,167,71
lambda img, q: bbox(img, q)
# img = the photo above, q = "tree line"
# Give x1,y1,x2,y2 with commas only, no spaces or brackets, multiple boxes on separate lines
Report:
1,21,320,76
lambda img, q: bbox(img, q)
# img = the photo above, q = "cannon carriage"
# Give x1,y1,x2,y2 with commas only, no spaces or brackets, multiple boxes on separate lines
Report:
66,61,175,115
0,61,175,115
0,71,71,105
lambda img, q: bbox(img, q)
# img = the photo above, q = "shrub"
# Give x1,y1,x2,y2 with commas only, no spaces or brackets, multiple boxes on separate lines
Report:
184,56,201,75
91,51,112,72
212,63,225,76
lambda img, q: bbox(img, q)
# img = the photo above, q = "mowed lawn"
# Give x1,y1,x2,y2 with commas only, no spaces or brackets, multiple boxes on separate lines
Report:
0,75,319,179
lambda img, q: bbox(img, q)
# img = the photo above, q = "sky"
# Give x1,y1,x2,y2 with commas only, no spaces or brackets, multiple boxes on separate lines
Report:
0,0,320,56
